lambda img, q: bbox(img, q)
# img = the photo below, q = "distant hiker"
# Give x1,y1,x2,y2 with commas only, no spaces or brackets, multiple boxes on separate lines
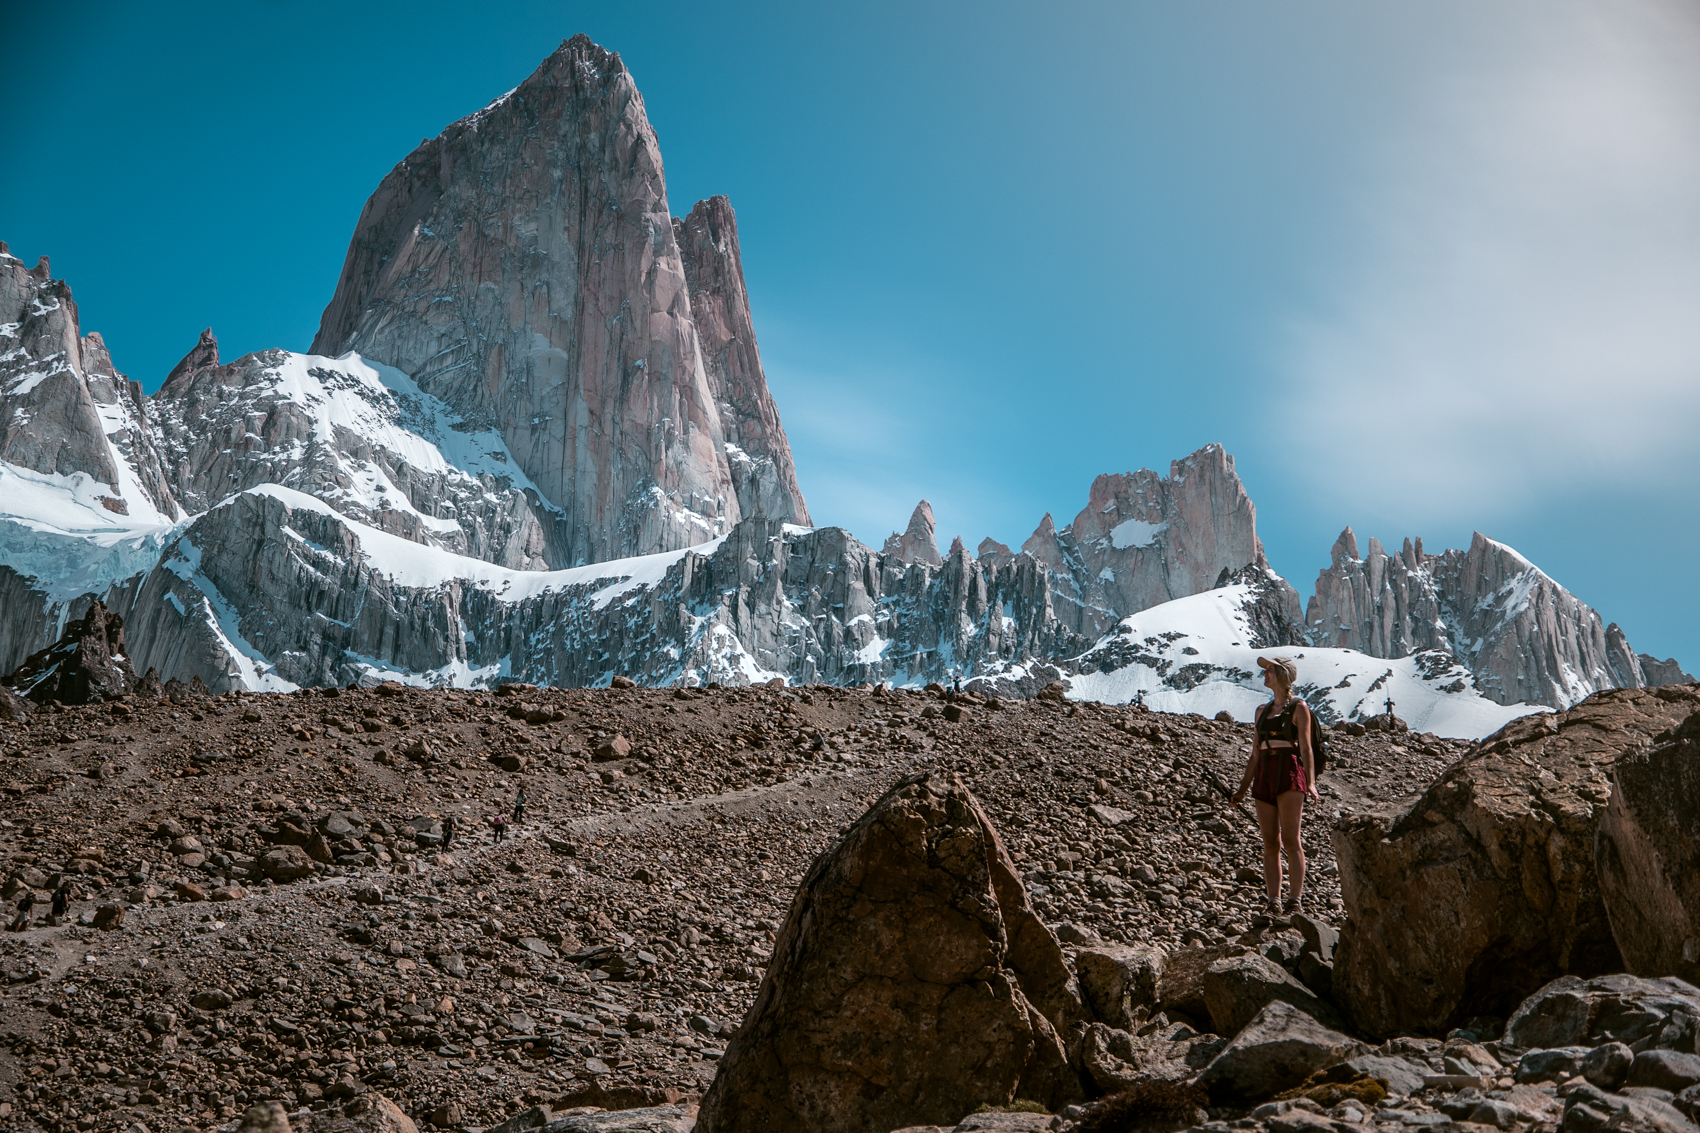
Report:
8,892,35,932
51,884,70,918
1384,695,1396,718
1230,656,1321,921
441,814,456,849
490,814,507,843
512,786,527,825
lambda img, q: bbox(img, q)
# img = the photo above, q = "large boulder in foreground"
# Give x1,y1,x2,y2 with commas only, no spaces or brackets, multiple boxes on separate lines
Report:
697,773,1086,1133
1334,686,1700,1038
1596,709,1700,985
3,600,137,704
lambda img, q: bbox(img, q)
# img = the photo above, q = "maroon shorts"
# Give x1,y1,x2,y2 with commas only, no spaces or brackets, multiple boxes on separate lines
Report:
1252,746,1308,804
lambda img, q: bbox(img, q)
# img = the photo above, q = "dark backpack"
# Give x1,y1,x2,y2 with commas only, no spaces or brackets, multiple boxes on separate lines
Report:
1308,706,1330,778
1260,700,1330,778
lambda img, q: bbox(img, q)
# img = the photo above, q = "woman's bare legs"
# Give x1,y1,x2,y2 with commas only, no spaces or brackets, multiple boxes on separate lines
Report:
1255,799,1281,906
1278,791,1306,907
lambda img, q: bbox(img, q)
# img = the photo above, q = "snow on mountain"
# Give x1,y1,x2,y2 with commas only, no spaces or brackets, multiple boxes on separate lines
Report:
0,463,181,603
239,483,719,607
0,244,186,672
149,338,565,571
1062,582,1544,739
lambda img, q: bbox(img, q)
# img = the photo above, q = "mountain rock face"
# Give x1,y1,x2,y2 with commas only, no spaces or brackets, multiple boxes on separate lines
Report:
1304,528,1652,710
1017,447,1285,643
310,35,805,565
0,244,181,674
882,500,942,567
673,195,809,529
0,38,1682,719
150,339,561,569
10,440,1278,697
0,244,177,522
1594,708,1700,986
1636,651,1695,687
112,489,1100,693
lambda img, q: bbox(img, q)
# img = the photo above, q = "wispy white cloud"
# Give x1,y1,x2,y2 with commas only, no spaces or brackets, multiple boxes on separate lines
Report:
1277,2,1700,529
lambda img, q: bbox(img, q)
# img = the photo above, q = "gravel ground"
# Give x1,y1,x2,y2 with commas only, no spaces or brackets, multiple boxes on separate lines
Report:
0,682,1468,1133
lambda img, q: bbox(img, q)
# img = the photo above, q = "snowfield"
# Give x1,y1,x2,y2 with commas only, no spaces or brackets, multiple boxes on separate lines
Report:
1062,584,1547,738
244,483,726,608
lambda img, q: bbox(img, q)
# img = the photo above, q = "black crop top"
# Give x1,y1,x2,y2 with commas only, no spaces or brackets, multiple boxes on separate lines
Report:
1256,699,1302,745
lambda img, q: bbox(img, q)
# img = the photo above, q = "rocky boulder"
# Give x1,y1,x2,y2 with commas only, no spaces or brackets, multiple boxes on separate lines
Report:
538,1109,695,1133
1596,709,1700,985
257,845,316,883
237,1101,296,1133
1195,1001,1368,1106
1334,686,1700,1038
293,1095,422,1133
1561,1081,1699,1133
0,682,30,720
1503,975,1700,1054
1078,1021,1225,1093
1628,1051,1700,1093
3,600,136,704
1156,943,1238,1031
1074,941,1164,1030
696,772,1085,1133
1201,953,1345,1037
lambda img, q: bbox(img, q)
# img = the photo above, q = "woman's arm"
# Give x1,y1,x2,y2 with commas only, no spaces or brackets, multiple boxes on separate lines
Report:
1232,706,1264,804
1295,701,1320,800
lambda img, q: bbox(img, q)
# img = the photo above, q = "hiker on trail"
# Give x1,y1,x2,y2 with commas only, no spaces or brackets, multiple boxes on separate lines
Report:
51,883,70,919
490,814,507,843
441,814,456,849
8,892,35,932
1230,655,1321,920
512,786,527,825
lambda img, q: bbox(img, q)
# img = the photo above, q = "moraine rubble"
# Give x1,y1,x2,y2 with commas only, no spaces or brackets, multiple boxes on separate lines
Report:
7,679,1694,1133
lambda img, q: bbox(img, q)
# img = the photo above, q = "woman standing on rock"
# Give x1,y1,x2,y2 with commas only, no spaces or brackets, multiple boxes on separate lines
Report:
1230,656,1320,920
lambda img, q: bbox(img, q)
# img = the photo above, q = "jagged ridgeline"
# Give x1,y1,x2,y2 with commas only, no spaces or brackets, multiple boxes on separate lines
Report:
0,37,1688,727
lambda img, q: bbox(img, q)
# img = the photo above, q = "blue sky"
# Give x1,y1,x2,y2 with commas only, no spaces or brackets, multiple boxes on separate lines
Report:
4,1,1697,667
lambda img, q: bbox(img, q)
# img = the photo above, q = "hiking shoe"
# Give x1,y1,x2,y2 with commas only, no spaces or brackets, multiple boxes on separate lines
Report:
1283,895,1302,916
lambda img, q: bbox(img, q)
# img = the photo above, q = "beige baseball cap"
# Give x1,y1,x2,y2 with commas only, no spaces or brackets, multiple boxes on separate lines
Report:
1257,655,1298,685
